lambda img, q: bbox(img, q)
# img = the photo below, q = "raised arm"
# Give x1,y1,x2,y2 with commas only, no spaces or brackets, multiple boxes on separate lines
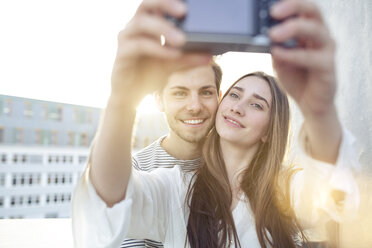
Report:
269,0,341,164
90,0,210,206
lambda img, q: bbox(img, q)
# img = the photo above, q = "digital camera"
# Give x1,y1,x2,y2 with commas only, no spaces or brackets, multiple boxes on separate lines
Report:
170,0,294,55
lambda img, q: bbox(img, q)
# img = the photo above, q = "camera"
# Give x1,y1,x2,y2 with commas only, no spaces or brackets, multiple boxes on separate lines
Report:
169,0,295,55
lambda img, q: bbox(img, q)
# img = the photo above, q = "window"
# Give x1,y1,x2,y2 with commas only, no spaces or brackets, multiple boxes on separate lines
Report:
21,154,27,163
13,154,18,163
3,99,12,116
87,110,93,123
42,129,51,145
52,130,58,145
11,173,41,186
0,126,4,143
14,128,23,144
1,154,6,164
0,174,5,186
78,156,87,164
45,213,58,218
35,129,42,144
24,101,33,118
68,131,75,146
79,133,88,146
74,108,79,123
47,105,63,121
42,104,48,119
57,106,63,121
29,154,42,164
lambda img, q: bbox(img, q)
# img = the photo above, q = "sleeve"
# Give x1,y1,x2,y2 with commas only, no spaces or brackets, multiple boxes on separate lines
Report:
290,127,360,228
72,165,183,248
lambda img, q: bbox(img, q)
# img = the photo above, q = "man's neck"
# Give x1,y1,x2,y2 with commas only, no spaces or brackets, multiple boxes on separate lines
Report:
161,134,202,160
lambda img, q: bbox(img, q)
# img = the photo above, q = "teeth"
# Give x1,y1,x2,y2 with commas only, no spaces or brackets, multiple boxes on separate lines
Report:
226,118,241,127
183,119,203,125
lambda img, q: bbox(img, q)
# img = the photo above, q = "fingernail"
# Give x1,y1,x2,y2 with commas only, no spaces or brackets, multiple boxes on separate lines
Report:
169,30,186,45
269,26,284,39
174,1,186,13
270,2,285,16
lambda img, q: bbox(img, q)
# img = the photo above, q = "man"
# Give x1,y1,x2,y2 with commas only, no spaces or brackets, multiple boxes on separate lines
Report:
72,0,359,247
121,61,222,247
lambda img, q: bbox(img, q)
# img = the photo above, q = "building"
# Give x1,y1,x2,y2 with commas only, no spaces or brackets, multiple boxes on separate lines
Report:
0,94,168,218
0,94,101,218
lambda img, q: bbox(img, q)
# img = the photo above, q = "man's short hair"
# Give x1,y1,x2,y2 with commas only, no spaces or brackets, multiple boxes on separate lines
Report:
158,58,223,95
211,59,222,93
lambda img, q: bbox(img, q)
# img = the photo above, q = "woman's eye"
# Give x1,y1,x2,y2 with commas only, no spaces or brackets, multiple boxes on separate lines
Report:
229,92,239,99
252,103,263,110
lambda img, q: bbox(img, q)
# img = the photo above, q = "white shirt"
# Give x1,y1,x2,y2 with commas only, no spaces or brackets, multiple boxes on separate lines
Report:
72,128,360,248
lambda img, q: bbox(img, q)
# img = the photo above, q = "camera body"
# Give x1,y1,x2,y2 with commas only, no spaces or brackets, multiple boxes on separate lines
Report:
171,0,292,55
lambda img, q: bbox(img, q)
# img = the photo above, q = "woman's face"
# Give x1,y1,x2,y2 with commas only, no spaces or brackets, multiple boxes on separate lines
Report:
216,76,272,149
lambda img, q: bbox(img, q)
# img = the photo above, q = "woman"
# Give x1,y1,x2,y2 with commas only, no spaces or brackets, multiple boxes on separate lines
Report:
187,71,297,247
72,0,359,247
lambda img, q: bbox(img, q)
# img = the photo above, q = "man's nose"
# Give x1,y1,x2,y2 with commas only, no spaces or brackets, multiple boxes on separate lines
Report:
186,94,202,113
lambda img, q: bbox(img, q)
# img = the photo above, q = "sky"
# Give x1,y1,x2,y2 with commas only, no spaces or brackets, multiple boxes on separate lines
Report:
0,0,273,110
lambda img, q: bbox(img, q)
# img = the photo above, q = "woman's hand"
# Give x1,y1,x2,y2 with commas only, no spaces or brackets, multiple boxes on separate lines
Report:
269,0,342,164
269,0,337,118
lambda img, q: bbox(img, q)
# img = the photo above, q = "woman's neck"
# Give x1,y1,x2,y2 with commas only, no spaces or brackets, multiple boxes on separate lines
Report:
219,139,259,193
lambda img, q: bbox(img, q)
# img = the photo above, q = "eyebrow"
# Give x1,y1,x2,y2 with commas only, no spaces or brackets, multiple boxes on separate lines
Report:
169,85,216,91
232,86,270,108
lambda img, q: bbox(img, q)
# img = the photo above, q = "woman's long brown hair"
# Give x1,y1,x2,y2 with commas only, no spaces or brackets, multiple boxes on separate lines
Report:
186,72,306,247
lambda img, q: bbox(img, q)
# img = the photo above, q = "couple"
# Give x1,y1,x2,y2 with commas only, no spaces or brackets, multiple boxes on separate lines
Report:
72,0,360,247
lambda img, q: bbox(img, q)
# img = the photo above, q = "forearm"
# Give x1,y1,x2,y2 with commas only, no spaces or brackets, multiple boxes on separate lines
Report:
90,96,137,207
301,104,342,164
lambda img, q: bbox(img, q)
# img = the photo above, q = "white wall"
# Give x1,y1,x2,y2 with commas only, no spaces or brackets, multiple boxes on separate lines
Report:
314,1,372,246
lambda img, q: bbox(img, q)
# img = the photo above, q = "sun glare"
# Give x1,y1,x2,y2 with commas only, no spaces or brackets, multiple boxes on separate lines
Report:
216,52,273,94
136,94,160,115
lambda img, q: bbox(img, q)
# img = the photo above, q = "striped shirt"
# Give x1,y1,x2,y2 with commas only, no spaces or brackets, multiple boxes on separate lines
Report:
120,135,201,248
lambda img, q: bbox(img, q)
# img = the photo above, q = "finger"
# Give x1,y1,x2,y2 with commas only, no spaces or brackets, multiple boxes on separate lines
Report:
270,0,324,23
269,18,330,47
125,14,186,47
175,53,213,69
271,46,333,70
136,0,186,18
120,38,182,60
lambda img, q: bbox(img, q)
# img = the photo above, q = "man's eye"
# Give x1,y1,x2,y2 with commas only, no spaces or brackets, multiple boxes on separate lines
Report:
174,91,186,96
201,90,213,96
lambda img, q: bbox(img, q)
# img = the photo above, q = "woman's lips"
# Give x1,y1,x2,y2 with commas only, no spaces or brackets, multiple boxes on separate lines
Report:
223,115,245,128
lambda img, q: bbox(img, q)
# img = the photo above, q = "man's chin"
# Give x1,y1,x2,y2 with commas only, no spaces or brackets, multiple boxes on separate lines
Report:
178,131,209,144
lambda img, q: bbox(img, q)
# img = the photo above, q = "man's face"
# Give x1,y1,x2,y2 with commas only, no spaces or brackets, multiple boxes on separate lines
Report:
158,65,219,144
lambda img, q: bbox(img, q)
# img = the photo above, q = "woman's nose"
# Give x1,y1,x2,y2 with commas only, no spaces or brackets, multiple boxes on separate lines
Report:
230,103,244,116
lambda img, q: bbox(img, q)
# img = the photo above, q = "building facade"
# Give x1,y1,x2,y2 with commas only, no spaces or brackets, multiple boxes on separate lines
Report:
0,95,101,218
0,94,168,218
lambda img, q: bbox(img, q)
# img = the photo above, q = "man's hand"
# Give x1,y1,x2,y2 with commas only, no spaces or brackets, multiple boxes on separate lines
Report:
111,0,211,106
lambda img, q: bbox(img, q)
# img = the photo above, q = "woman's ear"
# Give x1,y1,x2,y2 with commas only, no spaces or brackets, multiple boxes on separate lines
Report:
261,134,268,143
219,90,222,102
154,92,164,112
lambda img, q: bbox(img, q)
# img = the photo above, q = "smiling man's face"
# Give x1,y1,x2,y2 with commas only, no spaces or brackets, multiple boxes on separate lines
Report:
159,65,219,144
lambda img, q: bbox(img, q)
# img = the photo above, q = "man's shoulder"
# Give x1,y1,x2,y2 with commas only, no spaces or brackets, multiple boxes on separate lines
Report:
132,136,173,171
133,136,165,159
